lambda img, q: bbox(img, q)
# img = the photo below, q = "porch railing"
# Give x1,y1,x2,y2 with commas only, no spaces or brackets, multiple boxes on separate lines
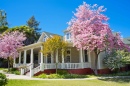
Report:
43,62,90,69
33,65,40,74
44,63,56,69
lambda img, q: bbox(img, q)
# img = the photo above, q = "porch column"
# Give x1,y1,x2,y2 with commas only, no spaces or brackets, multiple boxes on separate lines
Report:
19,52,21,65
88,51,91,68
40,46,44,71
30,48,34,66
51,52,54,63
46,55,48,63
80,49,83,68
30,48,34,77
62,50,64,69
56,49,58,63
24,50,27,65
62,51,64,63
13,58,16,67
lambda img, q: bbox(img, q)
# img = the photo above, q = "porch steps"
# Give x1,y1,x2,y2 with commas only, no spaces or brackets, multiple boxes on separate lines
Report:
25,71,30,76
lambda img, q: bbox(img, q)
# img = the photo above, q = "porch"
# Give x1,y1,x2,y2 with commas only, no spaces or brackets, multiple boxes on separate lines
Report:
13,42,92,77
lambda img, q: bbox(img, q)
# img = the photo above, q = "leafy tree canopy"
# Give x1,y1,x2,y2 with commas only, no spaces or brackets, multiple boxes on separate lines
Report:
4,26,37,45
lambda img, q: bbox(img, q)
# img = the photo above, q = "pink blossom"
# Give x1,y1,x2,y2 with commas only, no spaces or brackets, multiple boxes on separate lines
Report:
0,31,26,59
68,2,130,52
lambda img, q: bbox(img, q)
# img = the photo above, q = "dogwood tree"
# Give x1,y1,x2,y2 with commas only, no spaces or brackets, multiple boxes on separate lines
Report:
0,31,26,71
68,2,130,74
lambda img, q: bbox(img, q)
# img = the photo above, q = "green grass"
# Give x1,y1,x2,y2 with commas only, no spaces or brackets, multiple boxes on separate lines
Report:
7,79,130,86
0,68,7,70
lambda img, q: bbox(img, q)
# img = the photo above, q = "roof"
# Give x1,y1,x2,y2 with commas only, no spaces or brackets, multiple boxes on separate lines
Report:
43,31,63,38
123,37,130,44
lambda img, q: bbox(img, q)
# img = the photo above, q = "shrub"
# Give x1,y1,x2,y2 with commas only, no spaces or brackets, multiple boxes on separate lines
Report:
36,73,47,78
10,68,17,71
48,74,62,79
103,50,125,72
13,70,20,75
64,74,86,79
0,73,8,86
57,70,68,75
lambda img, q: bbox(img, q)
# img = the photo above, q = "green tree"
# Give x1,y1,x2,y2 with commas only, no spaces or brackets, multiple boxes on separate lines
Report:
0,10,8,33
41,35,68,74
4,26,37,45
103,50,130,72
26,16,41,41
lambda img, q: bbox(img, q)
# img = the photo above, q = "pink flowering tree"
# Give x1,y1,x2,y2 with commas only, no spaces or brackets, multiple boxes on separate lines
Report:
68,2,130,75
0,31,26,71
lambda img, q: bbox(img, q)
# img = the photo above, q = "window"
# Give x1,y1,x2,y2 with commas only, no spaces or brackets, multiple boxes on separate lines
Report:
47,54,51,63
47,58,51,63
84,50,88,62
66,56,70,63
66,33,71,39
65,49,71,63
67,50,70,54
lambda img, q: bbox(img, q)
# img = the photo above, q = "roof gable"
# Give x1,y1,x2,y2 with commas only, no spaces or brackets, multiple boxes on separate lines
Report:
37,31,63,42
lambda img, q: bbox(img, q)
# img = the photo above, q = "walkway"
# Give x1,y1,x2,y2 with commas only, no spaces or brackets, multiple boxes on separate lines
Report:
5,74,97,80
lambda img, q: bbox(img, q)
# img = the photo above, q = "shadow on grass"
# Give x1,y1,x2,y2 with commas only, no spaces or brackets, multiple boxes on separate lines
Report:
98,78,130,83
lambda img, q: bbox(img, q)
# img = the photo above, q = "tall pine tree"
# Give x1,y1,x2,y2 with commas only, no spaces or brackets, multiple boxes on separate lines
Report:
0,10,8,34
27,16,41,41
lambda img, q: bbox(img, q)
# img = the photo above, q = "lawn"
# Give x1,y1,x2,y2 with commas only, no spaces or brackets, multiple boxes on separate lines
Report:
7,79,130,86
0,68,7,70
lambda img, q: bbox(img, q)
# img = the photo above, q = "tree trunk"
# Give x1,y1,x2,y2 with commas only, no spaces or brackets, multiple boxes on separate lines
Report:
94,53,98,75
7,57,10,72
94,49,100,75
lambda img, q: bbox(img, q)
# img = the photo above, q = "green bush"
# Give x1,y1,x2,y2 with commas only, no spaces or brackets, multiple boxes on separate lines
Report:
10,68,18,71
36,73,94,79
48,74,62,79
9,68,20,75
64,74,86,79
13,71,20,75
0,73,8,86
57,70,68,75
36,73,47,78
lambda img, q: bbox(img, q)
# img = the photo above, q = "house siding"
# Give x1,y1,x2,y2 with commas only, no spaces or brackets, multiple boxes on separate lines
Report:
70,47,80,63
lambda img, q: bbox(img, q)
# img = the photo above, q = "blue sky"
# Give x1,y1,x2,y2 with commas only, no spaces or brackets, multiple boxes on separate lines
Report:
0,0,130,37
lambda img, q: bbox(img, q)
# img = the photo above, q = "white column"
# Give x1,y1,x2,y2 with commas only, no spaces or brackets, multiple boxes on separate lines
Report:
13,58,16,67
30,48,34,77
62,51,64,63
80,49,83,68
40,46,44,71
62,51,64,69
40,46,43,64
56,49,58,63
46,55,47,63
44,55,46,63
24,50,27,64
30,48,34,64
30,65,34,77
88,51,91,68
19,52,21,65
51,52,54,63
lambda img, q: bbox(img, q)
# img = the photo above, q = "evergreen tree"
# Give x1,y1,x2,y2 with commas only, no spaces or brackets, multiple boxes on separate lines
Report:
27,16,41,31
0,10,8,33
27,16,41,41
